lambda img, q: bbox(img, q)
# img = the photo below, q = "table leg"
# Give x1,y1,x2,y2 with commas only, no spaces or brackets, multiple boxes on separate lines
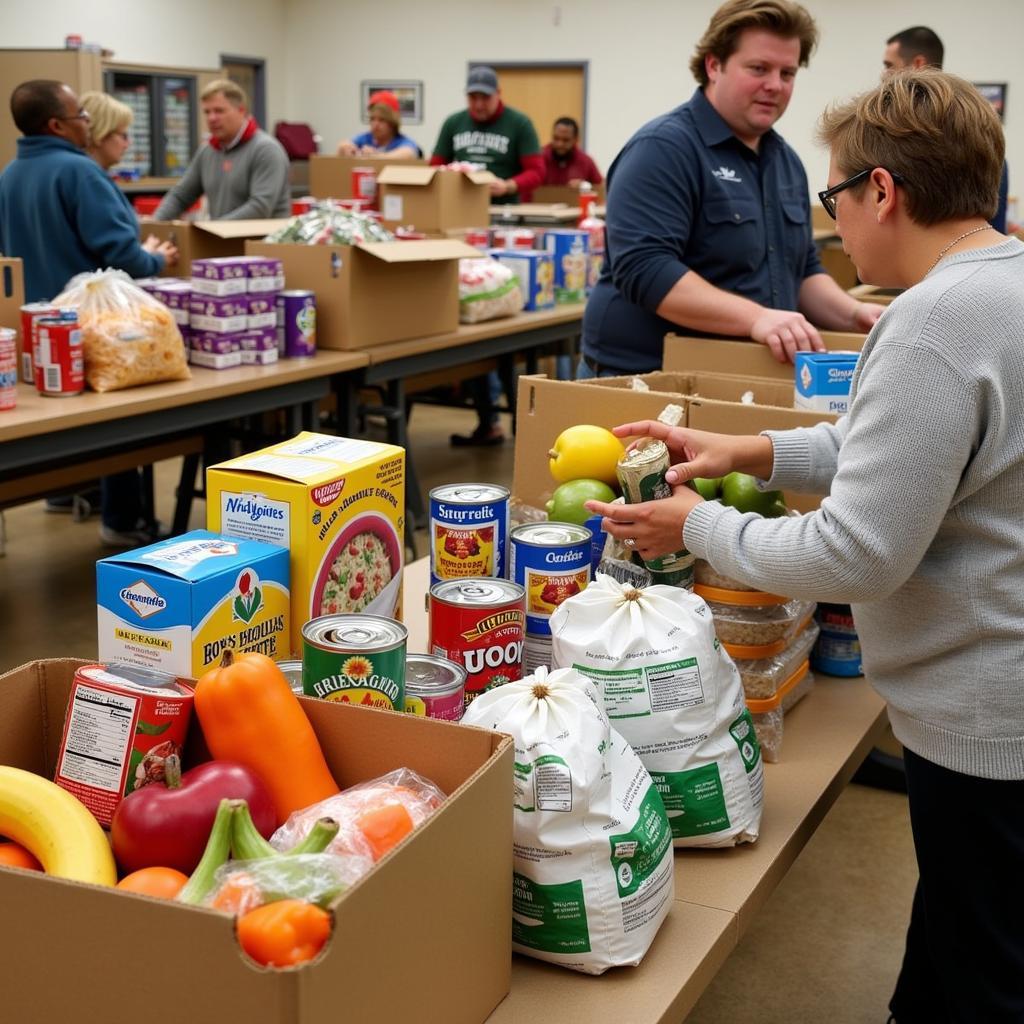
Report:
172,452,201,536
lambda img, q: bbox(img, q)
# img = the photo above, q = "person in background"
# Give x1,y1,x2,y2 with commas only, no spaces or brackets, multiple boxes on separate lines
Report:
336,90,420,158
434,65,544,446
581,0,884,379
882,25,1008,233
541,117,603,188
587,69,1022,1024
154,79,289,221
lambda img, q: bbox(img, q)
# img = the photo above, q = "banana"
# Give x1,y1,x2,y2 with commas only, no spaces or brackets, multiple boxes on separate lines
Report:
0,766,117,886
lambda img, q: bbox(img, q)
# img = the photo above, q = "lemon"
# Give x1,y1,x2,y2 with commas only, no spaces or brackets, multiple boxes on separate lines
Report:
548,425,625,487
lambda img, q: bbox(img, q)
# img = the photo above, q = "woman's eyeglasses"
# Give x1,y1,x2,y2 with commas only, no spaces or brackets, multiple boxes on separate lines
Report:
818,168,906,219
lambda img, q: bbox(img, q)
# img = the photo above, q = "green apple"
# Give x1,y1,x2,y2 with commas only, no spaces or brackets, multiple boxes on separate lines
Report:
545,478,617,525
720,472,787,517
693,477,723,501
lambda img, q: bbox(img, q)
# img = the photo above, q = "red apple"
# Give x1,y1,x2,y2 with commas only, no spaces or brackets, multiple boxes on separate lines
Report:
111,757,275,874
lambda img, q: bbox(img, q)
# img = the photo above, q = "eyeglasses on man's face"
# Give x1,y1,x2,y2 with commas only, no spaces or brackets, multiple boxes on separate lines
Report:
57,110,91,123
818,168,906,219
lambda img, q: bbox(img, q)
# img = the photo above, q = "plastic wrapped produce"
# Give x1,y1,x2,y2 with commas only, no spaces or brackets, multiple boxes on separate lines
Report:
458,258,524,323
264,204,394,246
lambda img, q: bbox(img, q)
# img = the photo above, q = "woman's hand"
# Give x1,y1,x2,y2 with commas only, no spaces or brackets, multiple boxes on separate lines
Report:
585,486,703,562
335,140,357,157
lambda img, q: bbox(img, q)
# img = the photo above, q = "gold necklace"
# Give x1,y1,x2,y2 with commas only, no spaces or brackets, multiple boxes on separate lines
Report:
927,225,991,274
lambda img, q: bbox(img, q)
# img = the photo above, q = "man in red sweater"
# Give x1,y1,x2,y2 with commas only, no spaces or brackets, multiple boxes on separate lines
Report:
542,117,603,188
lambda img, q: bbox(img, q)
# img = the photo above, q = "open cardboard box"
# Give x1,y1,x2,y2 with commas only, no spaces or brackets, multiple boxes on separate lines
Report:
377,166,496,233
139,219,288,278
848,282,903,306
307,154,428,200
0,658,513,1024
246,238,479,350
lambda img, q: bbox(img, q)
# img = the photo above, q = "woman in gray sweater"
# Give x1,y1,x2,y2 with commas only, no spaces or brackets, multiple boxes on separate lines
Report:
588,69,1023,1022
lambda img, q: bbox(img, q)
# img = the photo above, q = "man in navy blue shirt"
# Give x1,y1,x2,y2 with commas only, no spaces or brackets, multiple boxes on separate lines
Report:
582,0,884,375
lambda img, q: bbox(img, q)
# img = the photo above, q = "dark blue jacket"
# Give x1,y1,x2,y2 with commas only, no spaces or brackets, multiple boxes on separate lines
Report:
0,136,163,302
583,89,824,372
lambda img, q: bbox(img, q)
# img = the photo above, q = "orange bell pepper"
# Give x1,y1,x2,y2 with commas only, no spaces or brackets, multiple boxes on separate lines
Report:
0,840,43,871
116,866,189,899
237,899,332,967
194,652,339,824
355,803,414,861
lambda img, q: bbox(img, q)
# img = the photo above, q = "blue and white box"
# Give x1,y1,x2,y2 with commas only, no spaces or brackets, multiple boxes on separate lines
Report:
489,249,555,311
794,351,859,414
542,229,589,303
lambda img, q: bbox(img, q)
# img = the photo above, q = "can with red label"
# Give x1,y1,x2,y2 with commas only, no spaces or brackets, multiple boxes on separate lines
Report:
53,663,195,827
291,196,316,216
491,227,535,250
34,314,84,396
351,166,378,207
404,654,467,721
429,578,525,705
463,227,491,248
19,302,57,384
0,327,17,411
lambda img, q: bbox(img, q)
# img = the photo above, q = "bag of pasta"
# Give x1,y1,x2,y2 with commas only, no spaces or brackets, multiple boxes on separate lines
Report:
53,269,190,392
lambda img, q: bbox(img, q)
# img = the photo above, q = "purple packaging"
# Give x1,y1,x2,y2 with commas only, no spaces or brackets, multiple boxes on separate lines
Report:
190,294,248,333
191,257,248,296
239,256,285,293
240,327,279,365
247,293,278,329
133,277,164,294
153,281,192,326
276,290,316,358
190,332,242,369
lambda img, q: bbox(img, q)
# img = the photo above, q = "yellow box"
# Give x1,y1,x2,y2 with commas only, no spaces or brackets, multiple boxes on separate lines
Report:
206,433,405,656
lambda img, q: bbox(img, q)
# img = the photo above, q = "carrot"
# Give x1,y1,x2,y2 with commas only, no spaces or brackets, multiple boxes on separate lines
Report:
355,803,414,861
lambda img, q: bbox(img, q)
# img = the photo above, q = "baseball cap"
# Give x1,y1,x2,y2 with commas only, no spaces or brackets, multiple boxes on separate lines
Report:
465,66,498,96
367,90,400,114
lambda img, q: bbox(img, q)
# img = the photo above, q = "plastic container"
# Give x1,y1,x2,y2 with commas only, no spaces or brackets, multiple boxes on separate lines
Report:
732,621,820,700
694,559,757,591
746,661,815,762
695,584,816,648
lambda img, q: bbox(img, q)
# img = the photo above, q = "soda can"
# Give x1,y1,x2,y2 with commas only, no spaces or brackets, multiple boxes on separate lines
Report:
19,301,57,384
463,227,491,248
404,654,467,721
34,314,85,397
429,578,525,706
429,483,510,584
0,327,17,411
491,227,535,250
291,196,316,216
276,290,316,358
351,166,378,206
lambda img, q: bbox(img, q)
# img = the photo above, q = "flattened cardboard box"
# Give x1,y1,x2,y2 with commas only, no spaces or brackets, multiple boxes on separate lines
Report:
139,219,288,279
0,658,513,1024
377,166,497,233
245,238,479,350
307,154,428,200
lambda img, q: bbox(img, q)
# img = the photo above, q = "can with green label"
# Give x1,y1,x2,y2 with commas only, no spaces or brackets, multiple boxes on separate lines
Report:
301,614,407,711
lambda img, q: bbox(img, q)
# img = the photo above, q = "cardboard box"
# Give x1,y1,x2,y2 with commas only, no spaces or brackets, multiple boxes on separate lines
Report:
794,351,858,415
0,256,25,380
818,241,859,290
542,229,590,303
245,238,478,350
848,282,903,306
308,154,427,200
0,658,513,1024
206,432,406,657
377,166,497,233
139,219,289,279
663,331,865,380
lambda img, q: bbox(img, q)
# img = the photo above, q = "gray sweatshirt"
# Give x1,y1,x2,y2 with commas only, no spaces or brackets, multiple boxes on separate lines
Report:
684,239,1024,780
154,129,290,221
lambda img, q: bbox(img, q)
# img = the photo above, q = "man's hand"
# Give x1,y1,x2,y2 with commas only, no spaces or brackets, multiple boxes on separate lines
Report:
750,308,826,363
489,178,517,198
585,487,703,563
155,240,179,267
568,178,583,188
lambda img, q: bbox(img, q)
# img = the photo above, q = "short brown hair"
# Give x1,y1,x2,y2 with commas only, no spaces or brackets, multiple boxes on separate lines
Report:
689,0,818,87
201,78,247,108
817,69,1004,226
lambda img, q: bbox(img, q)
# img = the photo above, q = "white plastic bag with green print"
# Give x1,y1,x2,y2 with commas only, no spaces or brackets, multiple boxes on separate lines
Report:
461,666,674,974
550,574,763,848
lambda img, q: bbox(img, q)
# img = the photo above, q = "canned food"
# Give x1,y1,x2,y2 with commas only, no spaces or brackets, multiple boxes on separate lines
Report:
617,441,695,587
395,227,427,241
302,614,407,711
276,290,316,358
276,658,304,695
812,603,863,676
404,654,466,721
19,302,56,383
34,314,84,396
430,578,525,705
492,227,535,250
351,166,378,206
463,228,491,248
53,663,194,826
0,327,16,411
429,483,510,584
291,197,315,216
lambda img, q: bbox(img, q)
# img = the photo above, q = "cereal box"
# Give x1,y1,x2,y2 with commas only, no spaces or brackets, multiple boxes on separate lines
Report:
794,351,859,415
206,433,406,656
542,229,589,303
97,531,290,679
489,250,555,311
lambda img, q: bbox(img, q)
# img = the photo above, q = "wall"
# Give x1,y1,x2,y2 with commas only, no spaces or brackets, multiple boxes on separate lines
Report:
284,0,1023,211
0,0,289,126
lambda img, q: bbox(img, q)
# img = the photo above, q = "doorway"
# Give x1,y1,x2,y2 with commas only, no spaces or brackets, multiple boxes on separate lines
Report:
220,54,267,128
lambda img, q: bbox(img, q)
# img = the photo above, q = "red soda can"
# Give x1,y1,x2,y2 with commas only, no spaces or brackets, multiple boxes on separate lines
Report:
464,227,491,248
291,196,315,216
429,578,525,706
351,166,378,207
19,301,57,384
0,327,17,411
579,190,598,221
34,315,84,397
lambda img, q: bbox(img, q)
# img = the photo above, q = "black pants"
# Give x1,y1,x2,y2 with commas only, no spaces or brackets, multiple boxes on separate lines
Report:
889,748,1024,1023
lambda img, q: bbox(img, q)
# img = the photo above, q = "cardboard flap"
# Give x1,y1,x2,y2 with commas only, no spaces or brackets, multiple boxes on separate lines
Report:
466,170,499,185
194,219,289,239
376,166,439,186
357,239,481,263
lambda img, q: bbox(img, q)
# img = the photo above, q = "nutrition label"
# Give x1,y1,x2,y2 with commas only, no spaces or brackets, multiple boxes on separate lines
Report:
575,658,705,718
534,755,573,812
57,684,137,793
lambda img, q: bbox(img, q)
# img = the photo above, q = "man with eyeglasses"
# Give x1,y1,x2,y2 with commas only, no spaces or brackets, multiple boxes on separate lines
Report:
581,0,884,375
0,79,170,303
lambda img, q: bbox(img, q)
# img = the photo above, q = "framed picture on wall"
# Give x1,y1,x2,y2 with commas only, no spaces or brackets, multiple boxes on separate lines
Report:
974,82,1007,123
360,81,424,125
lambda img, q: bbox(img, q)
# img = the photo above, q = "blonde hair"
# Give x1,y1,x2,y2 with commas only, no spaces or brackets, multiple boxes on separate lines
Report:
80,91,132,144
690,0,818,86
817,69,1004,226
201,78,247,108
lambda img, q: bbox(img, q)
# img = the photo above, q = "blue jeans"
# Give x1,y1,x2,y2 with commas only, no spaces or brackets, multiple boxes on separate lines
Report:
575,357,630,380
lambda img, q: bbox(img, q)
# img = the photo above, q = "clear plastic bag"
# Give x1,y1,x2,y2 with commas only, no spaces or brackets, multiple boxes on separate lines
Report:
735,622,820,699
53,269,190,392
265,204,394,245
458,258,524,323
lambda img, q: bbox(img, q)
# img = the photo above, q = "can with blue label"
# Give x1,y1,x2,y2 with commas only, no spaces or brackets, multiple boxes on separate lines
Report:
811,602,863,676
583,513,606,577
510,522,591,673
276,290,316,358
429,483,510,585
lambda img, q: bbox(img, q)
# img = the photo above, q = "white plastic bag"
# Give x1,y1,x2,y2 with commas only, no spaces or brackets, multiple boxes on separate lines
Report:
462,666,674,974
458,258,524,323
550,574,763,848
